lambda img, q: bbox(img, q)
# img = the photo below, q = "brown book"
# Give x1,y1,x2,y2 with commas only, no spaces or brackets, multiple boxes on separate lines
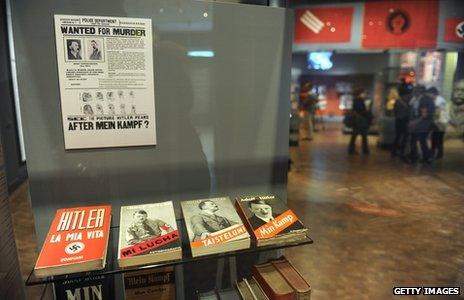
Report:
252,262,296,300
235,195,308,247
271,257,311,300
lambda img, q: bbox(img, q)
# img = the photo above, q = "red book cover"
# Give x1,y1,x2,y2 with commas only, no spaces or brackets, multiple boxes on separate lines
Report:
362,0,438,49
34,205,112,277
295,7,354,43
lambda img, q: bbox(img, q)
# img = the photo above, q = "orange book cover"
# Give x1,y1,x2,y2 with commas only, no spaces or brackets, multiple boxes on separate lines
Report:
235,195,307,241
35,205,112,277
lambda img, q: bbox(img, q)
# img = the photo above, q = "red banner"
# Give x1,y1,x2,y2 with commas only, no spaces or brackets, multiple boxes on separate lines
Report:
444,18,464,43
362,0,438,49
294,7,353,43
120,230,179,258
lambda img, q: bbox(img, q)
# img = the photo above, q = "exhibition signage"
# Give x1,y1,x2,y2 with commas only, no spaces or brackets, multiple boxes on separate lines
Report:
54,15,156,149
294,7,353,43
362,0,438,48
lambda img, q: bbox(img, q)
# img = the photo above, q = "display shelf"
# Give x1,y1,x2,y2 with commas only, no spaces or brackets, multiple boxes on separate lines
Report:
25,219,313,286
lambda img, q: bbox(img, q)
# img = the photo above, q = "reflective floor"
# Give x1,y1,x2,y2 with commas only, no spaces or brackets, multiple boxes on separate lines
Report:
9,123,464,299
285,123,464,300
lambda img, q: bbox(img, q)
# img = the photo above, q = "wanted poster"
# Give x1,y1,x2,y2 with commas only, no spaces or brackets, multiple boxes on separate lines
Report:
54,15,156,149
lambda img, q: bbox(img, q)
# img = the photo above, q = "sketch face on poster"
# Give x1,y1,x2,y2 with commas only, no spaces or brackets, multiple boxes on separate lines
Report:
54,14,156,149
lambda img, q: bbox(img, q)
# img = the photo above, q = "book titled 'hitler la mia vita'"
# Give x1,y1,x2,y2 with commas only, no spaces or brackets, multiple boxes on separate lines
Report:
34,205,112,278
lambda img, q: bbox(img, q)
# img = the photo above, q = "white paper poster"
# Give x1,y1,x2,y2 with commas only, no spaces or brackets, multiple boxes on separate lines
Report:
54,14,156,149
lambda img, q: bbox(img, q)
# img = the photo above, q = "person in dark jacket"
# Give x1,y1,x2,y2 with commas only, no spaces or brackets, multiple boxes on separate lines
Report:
391,83,413,158
408,86,435,163
348,88,370,154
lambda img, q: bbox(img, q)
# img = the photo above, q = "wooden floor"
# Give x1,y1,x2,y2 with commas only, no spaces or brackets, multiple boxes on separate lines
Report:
285,124,464,300
8,123,464,299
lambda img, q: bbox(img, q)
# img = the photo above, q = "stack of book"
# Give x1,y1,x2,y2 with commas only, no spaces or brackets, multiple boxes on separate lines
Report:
181,197,250,257
235,195,308,247
236,256,311,300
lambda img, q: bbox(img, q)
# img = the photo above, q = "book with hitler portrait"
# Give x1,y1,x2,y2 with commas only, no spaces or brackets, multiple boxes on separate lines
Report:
181,197,250,257
34,205,112,278
235,195,308,246
118,201,181,268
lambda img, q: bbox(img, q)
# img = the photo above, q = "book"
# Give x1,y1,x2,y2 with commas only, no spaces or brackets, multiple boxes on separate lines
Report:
123,267,175,300
247,277,270,300
252,262,296,300
235,195,308,246
34,205,112,278
236,278,269,300
53,274,114,300
236,279,255,300
118,201,181,268
181,197,250,257
272,257,311,300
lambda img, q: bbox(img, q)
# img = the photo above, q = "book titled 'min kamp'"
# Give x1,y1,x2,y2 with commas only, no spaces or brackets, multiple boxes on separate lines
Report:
34,205,112,278
235,195,308,246
118,201,181,268
181,197,250,257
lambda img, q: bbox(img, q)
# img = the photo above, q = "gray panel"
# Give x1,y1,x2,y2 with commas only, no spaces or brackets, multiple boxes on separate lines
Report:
10,1,291,296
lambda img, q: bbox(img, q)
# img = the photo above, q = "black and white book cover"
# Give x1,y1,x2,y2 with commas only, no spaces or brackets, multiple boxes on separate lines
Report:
118,202,181,265
236,195,307,240
53,274,114,300
181,197,249,250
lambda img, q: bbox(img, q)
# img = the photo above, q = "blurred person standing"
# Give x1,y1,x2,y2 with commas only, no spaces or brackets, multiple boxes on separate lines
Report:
428,87,448,159
408,85,435,163
348,88,370,155
391,83,413,158
385,87,400,116
299,82,318,140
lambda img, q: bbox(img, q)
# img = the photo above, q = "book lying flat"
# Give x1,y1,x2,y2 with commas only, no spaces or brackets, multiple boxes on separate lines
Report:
247,277,270,300
118,201,181,268
252,262,295,300
181,197,250,257
34,205,112,278
272,257,311,300
236,279,255,300
235,195,308,246
236,278,269,300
